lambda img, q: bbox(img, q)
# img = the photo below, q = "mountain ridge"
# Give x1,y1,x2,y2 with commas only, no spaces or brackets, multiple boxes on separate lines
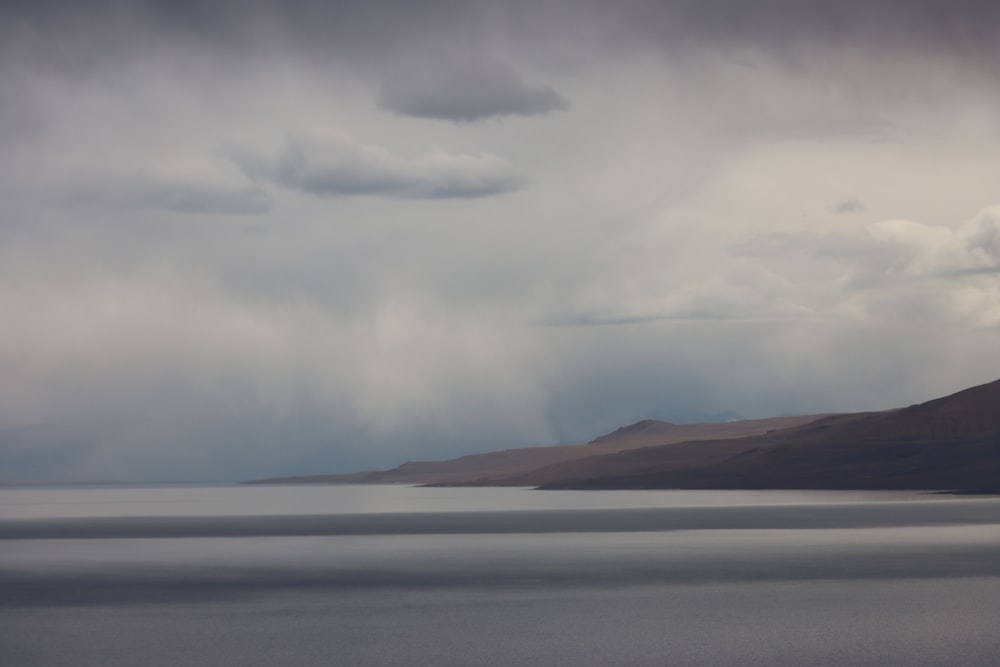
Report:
529,379,1000,492
245,414,827,486
247,378,1000,493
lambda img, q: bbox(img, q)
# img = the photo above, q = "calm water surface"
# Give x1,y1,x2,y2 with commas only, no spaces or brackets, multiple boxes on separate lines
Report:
0,483,938,518
2,484,999,666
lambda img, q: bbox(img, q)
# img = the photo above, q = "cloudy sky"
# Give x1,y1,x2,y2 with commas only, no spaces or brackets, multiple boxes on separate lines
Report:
2,0,999,482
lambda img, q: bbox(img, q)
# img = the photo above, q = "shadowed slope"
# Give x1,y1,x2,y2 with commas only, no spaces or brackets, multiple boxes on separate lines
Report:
248,379,1000,493
530,379,1000,492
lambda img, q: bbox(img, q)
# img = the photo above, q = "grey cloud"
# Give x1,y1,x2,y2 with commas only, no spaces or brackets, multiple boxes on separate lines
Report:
608,0,1000,57
233,136,525,199
832,198,864,214
544,306,807,328
734,230,896,264
734,207,1000,328
7,1,1000,68
544,313,666,328
378,61,568,122
541,259,819,330
5,1,998,140
865,208,1000,278
933,265,1000,279
546,315,749,328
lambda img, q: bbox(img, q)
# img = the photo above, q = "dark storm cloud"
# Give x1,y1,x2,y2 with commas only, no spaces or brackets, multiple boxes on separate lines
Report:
603,0,1000,57
4,1,1000,110
378,61,568,122
6,0,1000,57
233,136,525,199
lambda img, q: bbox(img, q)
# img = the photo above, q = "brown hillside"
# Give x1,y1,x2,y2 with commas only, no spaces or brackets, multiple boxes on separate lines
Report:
246,414,826,485
534,379,1000,493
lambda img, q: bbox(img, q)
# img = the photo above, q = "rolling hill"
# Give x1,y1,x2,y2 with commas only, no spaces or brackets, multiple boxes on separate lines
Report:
248,378,1000,493
246,414,826,486
522,379,1000,492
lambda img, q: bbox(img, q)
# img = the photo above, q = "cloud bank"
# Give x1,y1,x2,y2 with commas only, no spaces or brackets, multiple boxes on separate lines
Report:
234,135,525,199
378,60,569,122
1,0,999,482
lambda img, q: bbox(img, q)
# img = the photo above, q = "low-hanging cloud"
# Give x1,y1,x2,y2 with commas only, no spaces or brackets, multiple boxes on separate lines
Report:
832,197,865,214
378,60,569,122
233,135,526,199
867,209,1000,276
735,207,1000,329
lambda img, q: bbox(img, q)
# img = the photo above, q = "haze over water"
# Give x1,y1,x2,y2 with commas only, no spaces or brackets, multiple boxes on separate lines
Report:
2,485,999,666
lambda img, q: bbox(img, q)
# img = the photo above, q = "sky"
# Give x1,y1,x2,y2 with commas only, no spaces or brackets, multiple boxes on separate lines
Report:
1,0,999,482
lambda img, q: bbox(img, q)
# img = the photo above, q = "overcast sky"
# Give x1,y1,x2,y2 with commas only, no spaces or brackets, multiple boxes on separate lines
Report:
2,0,999,482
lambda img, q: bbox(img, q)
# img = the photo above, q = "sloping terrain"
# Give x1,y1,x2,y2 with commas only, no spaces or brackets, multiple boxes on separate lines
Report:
527,379,1000,492
249,379,1000,493
246,414,825,485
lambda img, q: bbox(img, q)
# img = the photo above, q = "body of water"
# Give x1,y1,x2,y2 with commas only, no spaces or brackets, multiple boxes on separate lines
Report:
2,484,999,666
